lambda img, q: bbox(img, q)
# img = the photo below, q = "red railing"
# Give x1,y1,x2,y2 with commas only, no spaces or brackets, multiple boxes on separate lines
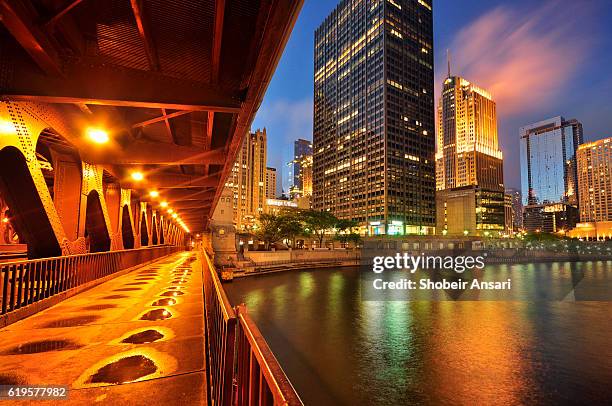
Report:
0,245,181,315
202,251,302,406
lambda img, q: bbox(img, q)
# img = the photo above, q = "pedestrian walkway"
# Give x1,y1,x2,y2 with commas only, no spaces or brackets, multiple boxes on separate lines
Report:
0,252,207,405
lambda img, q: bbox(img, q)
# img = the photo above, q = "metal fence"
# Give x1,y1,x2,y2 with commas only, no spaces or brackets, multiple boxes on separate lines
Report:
202,250,237,405
1,245,181,315
202,251,302,406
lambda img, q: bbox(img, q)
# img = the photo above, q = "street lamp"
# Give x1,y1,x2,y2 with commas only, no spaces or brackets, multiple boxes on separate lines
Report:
131,171,144,181
87,128,109,144
149,190,159,198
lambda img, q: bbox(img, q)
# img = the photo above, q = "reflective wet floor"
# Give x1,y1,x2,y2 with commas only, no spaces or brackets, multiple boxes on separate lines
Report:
0,252,207,405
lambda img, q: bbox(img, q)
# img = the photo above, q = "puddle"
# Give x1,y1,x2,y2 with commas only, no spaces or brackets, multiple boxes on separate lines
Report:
139,309,172,321
114,288,141,292
121,330,164,344
151,298,177,306
4,339,81,354
102,295,128,300
83,304,118,310
125,282,148,286
166,286,182,290
160,291,184,297
136,277,155,281
43,315,100,328
86,355,157,384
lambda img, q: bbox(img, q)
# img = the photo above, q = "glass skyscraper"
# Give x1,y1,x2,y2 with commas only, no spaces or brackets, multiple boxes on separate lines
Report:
520,116,583,232
313,0,435,236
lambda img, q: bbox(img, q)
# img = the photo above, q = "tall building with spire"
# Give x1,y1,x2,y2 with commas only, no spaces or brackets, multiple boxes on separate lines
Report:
435,74,506,236
313,0,435,236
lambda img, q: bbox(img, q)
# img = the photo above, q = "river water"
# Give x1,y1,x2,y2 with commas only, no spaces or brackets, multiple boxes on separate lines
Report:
224,263,612,405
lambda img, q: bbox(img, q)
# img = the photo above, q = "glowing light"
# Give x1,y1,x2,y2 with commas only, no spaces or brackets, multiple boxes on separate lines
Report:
172,213,178,219
2,217,8,223
131,172,144,181
167,209,173,214
149,190,159,198
160,201,168,208
0,120,16,135
86,128,109,144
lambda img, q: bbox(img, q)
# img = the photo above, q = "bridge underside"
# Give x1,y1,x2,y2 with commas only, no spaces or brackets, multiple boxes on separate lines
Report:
0,0,301,258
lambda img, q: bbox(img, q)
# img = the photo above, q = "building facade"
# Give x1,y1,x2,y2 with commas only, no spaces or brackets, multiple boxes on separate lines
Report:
313,0,435,236
436,77,504,191
226,128,267,230
265,167,277,199
505,187,523,229
576,137,612,223
520,116,583,232
435,76,506,236
288,139,313,199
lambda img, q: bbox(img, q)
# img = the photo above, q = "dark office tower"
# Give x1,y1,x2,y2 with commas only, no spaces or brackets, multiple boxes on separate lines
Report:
289,139,313,198
313,0,435,236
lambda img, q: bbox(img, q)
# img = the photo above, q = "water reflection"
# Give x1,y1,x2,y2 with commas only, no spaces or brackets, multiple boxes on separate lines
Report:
224,265,612,405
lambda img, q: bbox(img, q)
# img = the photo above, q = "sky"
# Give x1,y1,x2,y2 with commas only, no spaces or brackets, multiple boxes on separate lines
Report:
252,0,612,193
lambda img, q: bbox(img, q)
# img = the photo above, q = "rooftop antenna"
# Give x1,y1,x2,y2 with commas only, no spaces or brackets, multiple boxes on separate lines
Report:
447,49,451,78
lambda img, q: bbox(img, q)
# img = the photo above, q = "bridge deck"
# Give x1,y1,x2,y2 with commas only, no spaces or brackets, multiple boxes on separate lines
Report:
0,252,207,405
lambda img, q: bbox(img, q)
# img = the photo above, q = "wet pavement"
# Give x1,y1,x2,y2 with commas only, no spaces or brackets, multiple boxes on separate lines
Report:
0,252,207,405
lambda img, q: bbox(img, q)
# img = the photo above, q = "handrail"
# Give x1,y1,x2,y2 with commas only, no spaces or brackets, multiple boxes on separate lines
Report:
0,245,181,315
201,250,302,406
235,305,303,406
0,245,176,267
202,250,236,406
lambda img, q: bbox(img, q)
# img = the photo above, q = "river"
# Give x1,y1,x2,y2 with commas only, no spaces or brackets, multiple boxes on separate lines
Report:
223,262,612,405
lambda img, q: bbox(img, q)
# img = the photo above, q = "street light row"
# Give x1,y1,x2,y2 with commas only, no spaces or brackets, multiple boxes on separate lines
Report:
86,127,190,234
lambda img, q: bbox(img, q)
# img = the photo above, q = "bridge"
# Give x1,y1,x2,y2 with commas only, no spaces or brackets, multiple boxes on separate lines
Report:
0,0,302,404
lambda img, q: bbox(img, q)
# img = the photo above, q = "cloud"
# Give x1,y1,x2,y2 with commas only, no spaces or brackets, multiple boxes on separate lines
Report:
438,0,595,116
253,98,313,143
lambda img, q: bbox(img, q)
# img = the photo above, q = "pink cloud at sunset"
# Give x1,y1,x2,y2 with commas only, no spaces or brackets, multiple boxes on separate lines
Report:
439,1,596,117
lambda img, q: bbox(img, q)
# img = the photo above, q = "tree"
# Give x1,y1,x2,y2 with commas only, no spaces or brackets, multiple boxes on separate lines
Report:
302,210,337,248
278,212,304,249
253,214,284,250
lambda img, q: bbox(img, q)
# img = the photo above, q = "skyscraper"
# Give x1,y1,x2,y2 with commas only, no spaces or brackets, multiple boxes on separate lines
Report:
435,75,506,236
226,128,267,230
505,187,523,229
313,0,435,236
288,139,312,199
576,137,612,223
520,117,582,232
265,167,277,199
436,76,504,191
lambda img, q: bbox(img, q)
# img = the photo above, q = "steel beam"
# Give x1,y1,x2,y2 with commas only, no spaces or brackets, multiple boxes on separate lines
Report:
0,0,62,76
130,0,159,71
123,174,220,190
132,110,191,128
4,62,242,112
83,143,226,165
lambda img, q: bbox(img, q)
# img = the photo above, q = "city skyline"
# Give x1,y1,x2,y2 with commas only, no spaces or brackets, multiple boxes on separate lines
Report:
252,0,612,190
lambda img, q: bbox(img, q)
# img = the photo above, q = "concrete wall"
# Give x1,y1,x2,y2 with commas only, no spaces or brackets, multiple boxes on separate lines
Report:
245,249,360,265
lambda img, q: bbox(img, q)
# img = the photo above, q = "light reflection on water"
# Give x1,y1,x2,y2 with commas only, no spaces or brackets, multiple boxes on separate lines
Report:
224,264,612,405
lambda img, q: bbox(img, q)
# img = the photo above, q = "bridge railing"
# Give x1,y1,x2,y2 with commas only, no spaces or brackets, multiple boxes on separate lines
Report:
202,250,237,405
1,245,181,315
202,251,302,406
234,305,302,406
